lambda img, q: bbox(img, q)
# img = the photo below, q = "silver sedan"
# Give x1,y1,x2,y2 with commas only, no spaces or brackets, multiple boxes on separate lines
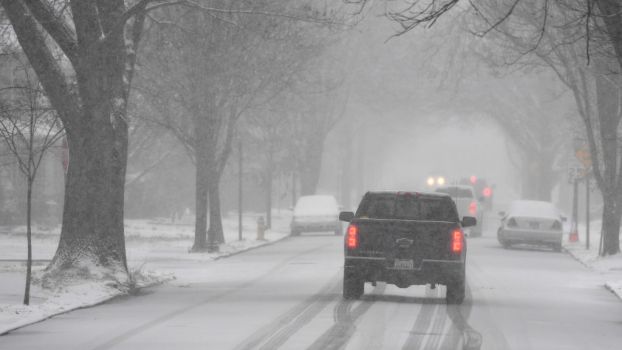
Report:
497,200,565,252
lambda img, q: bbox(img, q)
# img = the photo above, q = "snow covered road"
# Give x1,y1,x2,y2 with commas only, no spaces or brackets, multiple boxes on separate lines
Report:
2,231,622,350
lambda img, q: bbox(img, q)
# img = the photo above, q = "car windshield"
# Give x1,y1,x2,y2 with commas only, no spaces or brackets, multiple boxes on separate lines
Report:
356,193,458,221
508,200,560,219
294,195,339,216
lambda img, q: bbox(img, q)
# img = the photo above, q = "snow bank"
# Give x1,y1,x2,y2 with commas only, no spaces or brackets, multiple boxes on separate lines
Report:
0,210,292,335
563,220,622,301
0,266,169,335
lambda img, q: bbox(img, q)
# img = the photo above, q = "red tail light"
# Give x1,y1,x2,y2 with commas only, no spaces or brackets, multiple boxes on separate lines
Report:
483,187,492,197
452,229,463,253
469,201,477,216
346,225,358,249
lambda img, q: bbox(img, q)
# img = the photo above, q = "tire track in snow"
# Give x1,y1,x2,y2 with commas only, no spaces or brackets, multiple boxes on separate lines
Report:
90,243,334,350
401,287,441,350
233,272,341,350
305,283,387,350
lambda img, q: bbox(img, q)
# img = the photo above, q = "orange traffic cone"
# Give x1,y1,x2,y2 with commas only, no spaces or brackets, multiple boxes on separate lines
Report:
569,231,579,242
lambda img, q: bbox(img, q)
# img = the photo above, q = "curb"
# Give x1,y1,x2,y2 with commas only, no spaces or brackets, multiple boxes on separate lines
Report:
562,245,594,270
564,245,622,302
0,276,170,336
214,234,291,260
605,282,622,301
0,291,125,336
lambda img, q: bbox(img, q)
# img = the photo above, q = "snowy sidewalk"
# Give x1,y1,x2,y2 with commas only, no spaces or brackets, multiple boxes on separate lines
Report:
563,220,622,300
0,211,292,335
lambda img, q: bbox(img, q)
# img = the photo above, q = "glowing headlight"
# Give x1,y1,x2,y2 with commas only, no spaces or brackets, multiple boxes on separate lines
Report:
437,177,446,186
427,177,435,186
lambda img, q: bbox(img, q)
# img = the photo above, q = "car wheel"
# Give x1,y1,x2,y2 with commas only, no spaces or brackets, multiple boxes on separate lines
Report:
446,277,465,304
343,270,364,300
553,242,562,252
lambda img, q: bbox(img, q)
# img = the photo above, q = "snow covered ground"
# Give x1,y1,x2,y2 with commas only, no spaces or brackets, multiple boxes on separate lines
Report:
0,210,292,335
563,220,622,300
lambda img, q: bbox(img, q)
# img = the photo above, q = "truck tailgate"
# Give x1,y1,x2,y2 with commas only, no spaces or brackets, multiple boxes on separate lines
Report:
350,218,458,266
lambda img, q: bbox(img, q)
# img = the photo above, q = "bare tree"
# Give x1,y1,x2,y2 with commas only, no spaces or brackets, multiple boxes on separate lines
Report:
350,0,622,255
138,1,327,251
0,55,63,304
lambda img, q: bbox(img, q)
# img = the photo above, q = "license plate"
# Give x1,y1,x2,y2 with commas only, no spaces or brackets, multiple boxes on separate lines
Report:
394,259,414,270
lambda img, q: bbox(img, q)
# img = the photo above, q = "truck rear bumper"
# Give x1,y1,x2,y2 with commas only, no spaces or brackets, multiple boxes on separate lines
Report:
344,257,464,287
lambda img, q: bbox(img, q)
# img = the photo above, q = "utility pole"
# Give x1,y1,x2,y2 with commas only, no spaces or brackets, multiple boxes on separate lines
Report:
585,173,590,250
238,139,243,241
570,177,579,242
292,171,297,208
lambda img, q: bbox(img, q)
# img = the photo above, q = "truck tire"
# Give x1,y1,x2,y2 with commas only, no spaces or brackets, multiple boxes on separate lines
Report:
343,270,364,299
446,277,465,304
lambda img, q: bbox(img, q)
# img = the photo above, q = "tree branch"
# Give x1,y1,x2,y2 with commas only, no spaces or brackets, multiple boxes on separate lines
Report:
23,0,79,65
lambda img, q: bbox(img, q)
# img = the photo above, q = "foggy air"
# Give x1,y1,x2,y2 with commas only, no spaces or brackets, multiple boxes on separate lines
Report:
1,1,621,349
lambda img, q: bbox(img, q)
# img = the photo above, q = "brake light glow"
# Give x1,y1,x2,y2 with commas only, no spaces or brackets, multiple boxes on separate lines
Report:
346,225,358,249
469,201,477,216
483,187,492,197
452,229,463,253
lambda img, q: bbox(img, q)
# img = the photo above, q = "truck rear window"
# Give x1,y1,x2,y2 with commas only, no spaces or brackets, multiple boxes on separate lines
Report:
355,194,458,221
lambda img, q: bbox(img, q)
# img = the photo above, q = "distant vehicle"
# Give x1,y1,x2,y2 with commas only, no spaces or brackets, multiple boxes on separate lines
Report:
497,200,565,252
435,185,484,237
338,191,476,304
291,195,342,236
460,176,494,211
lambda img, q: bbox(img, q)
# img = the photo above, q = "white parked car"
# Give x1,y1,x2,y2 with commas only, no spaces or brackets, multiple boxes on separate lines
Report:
497,200,565,251
291,195,342,236
435,185,484,237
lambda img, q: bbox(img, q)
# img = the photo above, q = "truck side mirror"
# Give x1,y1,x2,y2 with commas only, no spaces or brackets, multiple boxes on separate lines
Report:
339,211,354,222
462,216,477,227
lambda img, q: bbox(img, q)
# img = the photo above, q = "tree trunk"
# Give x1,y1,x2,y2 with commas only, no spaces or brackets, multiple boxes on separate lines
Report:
300,137,324,196
601,193,621,255
207,177,224,246
265,166,273,229
24,180,32,305
48,121,129,274
192,156,209,251
192,120,210,251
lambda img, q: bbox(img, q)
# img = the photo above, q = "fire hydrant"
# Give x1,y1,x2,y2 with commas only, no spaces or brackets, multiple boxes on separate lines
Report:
257,216,266,241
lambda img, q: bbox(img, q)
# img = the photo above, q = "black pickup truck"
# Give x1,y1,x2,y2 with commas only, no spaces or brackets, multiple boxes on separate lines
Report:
338,191,476,304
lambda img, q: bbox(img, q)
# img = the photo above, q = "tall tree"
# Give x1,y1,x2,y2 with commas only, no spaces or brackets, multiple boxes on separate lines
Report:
138,1,324,251
1,0,149,276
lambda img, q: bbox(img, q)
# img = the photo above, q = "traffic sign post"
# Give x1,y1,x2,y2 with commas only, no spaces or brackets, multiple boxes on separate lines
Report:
569,178,579,243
